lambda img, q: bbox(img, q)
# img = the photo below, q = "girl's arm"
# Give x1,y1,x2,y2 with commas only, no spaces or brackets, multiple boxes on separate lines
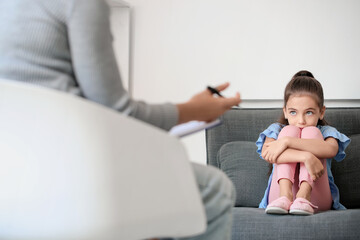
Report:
261,137,325,180
274,137,338,159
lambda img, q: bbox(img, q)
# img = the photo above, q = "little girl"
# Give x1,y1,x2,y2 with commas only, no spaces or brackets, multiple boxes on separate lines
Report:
256,70,350,215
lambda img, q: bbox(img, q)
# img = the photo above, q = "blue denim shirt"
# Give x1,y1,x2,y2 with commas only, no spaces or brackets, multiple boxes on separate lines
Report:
256,123,351,210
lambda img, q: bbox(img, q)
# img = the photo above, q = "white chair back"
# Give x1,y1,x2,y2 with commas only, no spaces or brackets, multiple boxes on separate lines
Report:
0,79,206,240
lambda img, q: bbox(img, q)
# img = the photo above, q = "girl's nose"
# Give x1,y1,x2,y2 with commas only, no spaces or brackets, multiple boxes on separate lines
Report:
298,115,306,124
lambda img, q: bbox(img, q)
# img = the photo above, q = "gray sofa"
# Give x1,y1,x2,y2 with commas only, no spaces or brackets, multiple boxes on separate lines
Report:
206,107,360,240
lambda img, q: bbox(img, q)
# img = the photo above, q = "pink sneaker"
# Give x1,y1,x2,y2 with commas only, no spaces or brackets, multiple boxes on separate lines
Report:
289,198,318,215
265,196,292,215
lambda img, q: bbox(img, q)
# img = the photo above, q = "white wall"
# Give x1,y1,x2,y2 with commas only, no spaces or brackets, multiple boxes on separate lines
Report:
111,0,360,164
108,1,130,90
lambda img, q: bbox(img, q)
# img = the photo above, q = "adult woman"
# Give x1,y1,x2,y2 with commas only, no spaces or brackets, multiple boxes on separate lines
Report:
0,0,241,239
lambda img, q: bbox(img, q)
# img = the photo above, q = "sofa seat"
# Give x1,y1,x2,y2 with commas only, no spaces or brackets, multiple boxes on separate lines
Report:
232,208,360,239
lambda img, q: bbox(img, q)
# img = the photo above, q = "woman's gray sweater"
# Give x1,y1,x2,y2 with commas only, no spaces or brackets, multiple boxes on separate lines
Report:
0,0,178,130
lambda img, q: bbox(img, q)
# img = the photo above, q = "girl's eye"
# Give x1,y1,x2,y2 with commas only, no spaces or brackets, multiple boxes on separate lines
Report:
306,111,314,115
290,111,296,115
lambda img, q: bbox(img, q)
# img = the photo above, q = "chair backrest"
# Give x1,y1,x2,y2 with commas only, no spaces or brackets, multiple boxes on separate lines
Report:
206,108,360,208
0,79,206,239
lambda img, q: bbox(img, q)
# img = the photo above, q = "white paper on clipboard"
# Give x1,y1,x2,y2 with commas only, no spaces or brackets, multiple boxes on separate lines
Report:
169,119,222,138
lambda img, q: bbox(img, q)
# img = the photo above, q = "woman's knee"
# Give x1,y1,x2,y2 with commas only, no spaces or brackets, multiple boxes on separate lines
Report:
192,163,235,205
209,166,236,204
192,164,235,221
278,125,301,139
301,126,323,140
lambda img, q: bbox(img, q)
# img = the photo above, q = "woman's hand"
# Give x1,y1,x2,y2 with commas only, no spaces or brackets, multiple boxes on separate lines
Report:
262,137,289,163
176,82,241,124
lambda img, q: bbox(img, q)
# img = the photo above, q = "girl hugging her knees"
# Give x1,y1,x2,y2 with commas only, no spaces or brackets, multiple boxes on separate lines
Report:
256,70,350,215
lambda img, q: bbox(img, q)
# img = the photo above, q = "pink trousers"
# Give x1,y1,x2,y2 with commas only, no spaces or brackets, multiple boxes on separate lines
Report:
268,125,332,212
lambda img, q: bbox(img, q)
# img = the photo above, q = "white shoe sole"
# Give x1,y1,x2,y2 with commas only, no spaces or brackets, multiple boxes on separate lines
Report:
265,207,288,215
289,209,313,215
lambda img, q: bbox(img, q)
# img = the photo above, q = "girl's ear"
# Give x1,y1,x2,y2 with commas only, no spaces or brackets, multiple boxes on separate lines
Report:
283,107,287,119
320,106,326,120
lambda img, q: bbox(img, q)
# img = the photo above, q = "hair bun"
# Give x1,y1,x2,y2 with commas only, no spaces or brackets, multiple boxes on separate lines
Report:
293,70,314,78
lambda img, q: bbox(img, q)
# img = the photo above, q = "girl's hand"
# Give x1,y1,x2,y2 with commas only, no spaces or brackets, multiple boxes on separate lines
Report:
262,137,289,163
302,152,324,181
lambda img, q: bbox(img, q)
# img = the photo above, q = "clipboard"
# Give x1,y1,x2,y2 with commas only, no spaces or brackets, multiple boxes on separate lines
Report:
169,119,222,137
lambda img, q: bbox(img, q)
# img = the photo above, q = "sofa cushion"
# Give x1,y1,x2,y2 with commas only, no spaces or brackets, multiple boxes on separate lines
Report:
232,207,360,240
217,141,269,207
332,134,360,208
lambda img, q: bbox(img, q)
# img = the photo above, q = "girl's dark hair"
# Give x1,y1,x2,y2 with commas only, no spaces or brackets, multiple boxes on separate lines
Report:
278,70,328,126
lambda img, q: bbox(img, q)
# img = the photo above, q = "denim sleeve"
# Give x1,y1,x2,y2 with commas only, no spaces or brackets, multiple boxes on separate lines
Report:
320,126,351,162
255,123,283,158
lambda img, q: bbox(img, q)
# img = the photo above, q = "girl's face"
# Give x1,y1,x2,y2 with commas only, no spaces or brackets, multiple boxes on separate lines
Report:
283,94,325,128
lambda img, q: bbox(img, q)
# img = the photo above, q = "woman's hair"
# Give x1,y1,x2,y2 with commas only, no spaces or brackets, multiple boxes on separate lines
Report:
278,70,328,126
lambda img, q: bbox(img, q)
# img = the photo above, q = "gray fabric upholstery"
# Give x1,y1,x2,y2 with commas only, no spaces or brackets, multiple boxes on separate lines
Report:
332,134,360,208
232,208,360,240
217,141,268,207
206,108,283,168
206,107,360,240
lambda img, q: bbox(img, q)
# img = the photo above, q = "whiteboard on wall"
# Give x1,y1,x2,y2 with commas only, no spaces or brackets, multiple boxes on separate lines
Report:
127,0,360,102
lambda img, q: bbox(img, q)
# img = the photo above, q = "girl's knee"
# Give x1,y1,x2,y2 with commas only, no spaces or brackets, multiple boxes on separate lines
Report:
301,126,323,139
278,125,301,138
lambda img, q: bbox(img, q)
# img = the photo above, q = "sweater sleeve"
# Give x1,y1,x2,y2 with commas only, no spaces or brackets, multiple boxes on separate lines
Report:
67,0,178,130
